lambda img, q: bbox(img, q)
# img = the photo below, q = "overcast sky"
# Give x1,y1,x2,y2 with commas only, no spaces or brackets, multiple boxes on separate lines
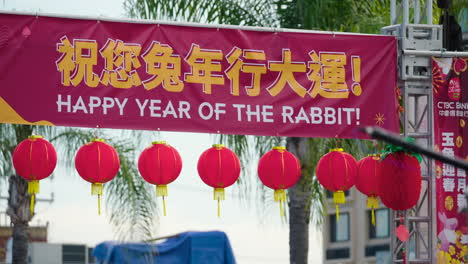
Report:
0,1,322,263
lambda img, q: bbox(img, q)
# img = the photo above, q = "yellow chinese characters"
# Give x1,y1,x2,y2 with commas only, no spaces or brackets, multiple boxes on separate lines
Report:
142,41,184,92
267,49,307,97
185,44,224,94
225,48,267,96
56,37,364,98
57,37,142,89
308,51,362,99
56,36,100,87
100,39,142,89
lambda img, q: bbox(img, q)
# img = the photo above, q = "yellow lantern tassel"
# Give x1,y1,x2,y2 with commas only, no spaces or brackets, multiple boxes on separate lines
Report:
28,180,40,214
274,189,287,218
367,195,379,226
98,195,101,215
30,195,35,215
91,183,103,215
333,191,346,221
156,185,168,216
214,188,225,218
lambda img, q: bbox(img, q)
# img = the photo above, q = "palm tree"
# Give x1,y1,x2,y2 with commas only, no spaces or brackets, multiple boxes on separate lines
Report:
0,124,157,263
124,0,278,27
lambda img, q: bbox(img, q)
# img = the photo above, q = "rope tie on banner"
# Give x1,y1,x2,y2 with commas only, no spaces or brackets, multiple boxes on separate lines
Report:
156,185,168,216
28,180,40,214
91,183,103,215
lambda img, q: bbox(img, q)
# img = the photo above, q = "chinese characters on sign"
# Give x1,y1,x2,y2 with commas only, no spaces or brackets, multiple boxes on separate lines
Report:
56,37,362,99
433,57,468,263
440,132,466,207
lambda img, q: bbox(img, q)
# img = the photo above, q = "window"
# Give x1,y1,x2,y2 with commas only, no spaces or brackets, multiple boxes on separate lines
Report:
368,208,390,239
326,248,350,260
365,244,390,257
62,244,86,263
330,213,350,242
88,248,96,264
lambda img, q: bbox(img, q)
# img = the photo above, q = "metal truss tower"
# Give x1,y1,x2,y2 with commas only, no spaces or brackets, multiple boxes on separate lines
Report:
382,0,438,263
382,0,468,263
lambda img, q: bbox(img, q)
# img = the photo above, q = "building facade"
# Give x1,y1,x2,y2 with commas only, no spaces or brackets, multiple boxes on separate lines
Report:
323,188,391,264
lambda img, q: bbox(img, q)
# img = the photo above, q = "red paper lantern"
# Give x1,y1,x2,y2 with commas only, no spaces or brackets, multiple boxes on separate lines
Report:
197,144,241,217
75,139,120,215
356,154,382,225
138,141,182,216
316,148,357,219
12,135,57,214
379,151,421,251
378,151,421,211
258,146,301,217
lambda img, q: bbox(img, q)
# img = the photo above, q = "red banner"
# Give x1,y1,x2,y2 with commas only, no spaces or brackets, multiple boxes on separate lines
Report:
433,57,468,262
0,13,398,138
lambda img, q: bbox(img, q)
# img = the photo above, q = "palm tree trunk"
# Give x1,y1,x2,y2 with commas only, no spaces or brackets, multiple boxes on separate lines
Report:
288,184,311,264
12,222,28,264
287,137,312,264
8,175,30,264
7,174,31,264
7,125,34,264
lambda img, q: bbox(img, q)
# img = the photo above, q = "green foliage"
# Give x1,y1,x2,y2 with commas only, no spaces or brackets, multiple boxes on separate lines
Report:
276,0,445,34
105,136,157,241
276,0,359,31
451,0,468,17
124,0,278,27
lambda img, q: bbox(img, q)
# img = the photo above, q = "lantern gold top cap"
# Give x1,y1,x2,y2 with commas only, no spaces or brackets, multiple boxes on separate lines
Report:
213,144,225,148
92,138,105,142
330,148,344,152
29,135,43,139
152,141,166,145
273,146,286,150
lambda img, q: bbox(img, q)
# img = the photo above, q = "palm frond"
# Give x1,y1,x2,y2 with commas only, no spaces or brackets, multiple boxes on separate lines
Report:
217,134,280,208
105,137,157,241
124,0,278,27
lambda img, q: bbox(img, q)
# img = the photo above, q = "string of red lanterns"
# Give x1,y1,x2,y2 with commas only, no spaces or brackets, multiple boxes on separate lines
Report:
10,134,422,233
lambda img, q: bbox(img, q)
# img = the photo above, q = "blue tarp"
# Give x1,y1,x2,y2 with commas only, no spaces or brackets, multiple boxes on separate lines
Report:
93,231,237,264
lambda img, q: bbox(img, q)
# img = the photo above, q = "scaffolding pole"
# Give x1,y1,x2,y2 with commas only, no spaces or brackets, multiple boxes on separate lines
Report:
381,0,446,262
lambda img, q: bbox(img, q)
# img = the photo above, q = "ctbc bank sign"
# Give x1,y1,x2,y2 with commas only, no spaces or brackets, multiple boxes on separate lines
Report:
0,13,398,139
